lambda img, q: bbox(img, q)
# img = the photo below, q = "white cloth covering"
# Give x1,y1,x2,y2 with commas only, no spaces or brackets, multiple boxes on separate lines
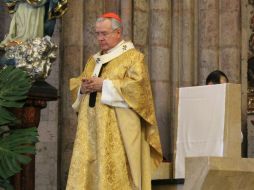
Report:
175,84,226,178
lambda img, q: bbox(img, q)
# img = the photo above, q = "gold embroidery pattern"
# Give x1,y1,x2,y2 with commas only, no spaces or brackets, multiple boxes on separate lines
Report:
66,96,132,190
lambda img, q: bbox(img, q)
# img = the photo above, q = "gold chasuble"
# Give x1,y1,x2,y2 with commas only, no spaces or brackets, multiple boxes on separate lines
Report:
67,41,162,190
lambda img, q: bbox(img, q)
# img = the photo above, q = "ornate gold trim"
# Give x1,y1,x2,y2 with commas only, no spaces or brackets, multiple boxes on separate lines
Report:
26,0,44,6
48,0,68,20
5,2,17,14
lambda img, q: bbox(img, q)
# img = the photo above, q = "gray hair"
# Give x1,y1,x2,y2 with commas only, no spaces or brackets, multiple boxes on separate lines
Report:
96,17,122,30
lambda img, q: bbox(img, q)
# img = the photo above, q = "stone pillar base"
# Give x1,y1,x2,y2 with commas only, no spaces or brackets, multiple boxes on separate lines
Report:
184,157,254,190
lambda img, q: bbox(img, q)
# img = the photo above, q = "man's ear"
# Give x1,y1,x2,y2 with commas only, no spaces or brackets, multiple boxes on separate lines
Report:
117,28,122,35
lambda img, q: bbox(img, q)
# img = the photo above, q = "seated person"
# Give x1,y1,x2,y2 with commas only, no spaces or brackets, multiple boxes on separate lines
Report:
206,70,229,85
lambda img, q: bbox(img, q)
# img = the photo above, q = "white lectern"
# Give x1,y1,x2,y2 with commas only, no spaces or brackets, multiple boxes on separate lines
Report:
175,84,241,178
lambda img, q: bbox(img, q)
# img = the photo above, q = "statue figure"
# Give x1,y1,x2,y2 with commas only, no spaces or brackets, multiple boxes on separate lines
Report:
0,0,67,79
0,0,68,47
4,36,58,80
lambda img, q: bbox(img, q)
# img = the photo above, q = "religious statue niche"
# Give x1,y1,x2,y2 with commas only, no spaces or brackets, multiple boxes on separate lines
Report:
0,0,68,80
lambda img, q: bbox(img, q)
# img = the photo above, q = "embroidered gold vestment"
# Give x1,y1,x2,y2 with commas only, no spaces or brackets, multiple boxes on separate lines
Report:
67,48,162,190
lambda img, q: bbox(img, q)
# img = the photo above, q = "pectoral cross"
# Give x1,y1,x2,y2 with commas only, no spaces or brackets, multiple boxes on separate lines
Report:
122,45,127,51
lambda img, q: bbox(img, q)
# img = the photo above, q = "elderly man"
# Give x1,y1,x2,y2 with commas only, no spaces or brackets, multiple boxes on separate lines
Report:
67,12,162,190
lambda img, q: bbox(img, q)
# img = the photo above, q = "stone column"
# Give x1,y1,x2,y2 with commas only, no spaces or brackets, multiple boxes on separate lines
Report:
219,0,245,156
60,0,84,188
171,0,181,163
121,0,133,41
104,0,120,13
181,0,197,87
198,0,219,84
133,0,150,64
83,0,104,64
149,0,171,160
171,0,199,161
219,0,241,83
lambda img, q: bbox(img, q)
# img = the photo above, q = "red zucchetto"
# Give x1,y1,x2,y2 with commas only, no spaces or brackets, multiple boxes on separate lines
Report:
100,12,122,23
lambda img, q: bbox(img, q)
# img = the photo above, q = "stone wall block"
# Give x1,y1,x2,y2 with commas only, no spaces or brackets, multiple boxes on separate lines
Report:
142,47,149,67
151,81,171,159
199,48,219,83
83,1,106,63
61,117,77,142
150,0,169,10
104,0,120,13
133,11,149,46
150,46,170,81
60,148,73,188
84,32,98,61
62,46,80,141
220,47,241,83
38,121,58,142
199,49,219,68
199,0,218,10
184,0,194,10
199,10,219,48
150,11,170,46
171,0,180,81
62,5,83,46
35,142,58,190
121,0,132,40
181,5,195,86
180,80,194,87
134,0,149,11
47,101,59,121
63,46,83,76
220,0,240,11
220,10,240,47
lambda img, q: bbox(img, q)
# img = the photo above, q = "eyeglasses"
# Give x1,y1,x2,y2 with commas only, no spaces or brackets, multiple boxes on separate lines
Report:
95,29,117,38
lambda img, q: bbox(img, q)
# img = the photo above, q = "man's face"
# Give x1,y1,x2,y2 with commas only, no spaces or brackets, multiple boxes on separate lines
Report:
95,19,121,52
